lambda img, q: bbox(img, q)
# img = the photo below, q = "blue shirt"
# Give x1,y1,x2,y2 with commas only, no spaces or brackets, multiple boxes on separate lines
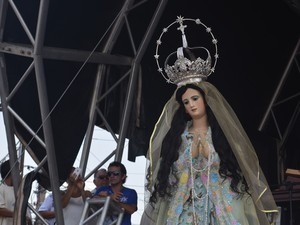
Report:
94,186,138,225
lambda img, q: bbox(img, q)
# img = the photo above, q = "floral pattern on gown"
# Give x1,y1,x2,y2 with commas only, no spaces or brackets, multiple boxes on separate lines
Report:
165,123,255,225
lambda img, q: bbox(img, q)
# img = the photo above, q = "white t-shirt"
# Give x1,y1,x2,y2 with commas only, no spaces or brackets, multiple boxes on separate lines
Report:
0,183,15,225
63,196,85,225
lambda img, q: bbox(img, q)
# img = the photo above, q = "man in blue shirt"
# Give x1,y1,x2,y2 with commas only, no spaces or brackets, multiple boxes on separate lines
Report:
94,161,137,225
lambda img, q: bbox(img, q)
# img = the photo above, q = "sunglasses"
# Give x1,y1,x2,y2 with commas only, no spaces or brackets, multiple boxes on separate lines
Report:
107,171,121,177
96,175,108,180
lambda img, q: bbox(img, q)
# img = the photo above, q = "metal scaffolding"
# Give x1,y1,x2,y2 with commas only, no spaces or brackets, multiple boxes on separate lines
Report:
259,37,300,184
0,0,168,224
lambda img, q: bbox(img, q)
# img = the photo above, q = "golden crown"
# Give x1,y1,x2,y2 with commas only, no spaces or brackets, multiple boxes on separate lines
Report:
154,16,219,86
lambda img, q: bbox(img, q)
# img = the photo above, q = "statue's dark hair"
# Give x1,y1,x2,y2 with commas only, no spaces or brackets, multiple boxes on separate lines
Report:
148,84,248,203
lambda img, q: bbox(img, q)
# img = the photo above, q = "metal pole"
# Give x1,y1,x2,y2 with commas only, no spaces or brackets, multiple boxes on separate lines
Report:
0,55,21,194
258,38,300,131
33,0,64,224
80,0,136,166
79,65,104,176
0,0,8,42
115,0,169,160
0,0,21,194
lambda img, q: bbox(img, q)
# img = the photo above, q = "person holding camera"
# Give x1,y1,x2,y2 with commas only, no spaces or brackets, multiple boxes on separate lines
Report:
61,167,91,225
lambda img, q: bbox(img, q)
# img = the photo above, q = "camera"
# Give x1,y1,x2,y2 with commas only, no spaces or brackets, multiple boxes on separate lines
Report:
72,167,81,180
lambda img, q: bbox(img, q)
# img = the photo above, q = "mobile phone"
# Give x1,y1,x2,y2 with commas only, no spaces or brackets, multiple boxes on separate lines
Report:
72,167,81,180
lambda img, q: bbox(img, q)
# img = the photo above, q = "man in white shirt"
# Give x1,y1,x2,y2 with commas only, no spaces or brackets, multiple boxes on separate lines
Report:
0,160,31,225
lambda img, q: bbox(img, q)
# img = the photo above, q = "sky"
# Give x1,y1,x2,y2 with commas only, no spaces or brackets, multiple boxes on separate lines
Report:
0,112,146,224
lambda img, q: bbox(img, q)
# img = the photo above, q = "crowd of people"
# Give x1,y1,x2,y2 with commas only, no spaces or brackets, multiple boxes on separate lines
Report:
0,160,138,225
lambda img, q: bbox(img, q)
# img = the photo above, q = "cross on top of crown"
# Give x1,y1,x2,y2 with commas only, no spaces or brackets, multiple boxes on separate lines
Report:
176,16,187,34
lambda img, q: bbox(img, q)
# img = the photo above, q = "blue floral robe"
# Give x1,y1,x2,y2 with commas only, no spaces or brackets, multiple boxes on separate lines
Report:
165,125,260,225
